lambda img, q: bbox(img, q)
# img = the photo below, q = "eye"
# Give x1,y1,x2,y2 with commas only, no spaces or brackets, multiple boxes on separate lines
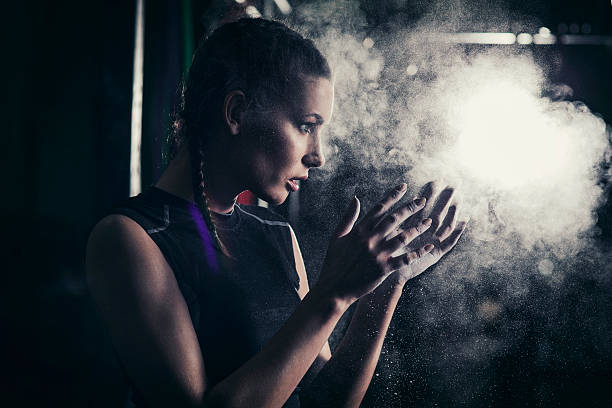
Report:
298,123,317,134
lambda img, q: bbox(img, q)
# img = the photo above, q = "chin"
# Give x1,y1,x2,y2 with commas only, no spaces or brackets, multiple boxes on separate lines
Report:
252,186,289,206
266,192,290,206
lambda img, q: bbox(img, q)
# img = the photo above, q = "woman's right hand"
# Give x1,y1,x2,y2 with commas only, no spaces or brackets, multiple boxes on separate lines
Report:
314,183,435,306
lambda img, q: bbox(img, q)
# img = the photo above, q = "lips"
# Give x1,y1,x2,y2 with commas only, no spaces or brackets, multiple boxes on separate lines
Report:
287,176,307,192
287,179,299,192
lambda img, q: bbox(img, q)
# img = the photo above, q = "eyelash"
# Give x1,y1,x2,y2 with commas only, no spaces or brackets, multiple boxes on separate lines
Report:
299,123,317,134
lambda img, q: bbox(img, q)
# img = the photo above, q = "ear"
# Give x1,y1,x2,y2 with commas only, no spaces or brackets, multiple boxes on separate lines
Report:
223,90,247,136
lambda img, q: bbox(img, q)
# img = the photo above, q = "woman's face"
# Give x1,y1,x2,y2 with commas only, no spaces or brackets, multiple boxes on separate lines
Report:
238,77,334,205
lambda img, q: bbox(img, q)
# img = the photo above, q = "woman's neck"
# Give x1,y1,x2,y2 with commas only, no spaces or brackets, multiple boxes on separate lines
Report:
155,144,241,214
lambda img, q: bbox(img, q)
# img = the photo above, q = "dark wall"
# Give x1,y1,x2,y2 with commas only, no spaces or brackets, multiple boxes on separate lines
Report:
3,1,135,406
3,1,611,407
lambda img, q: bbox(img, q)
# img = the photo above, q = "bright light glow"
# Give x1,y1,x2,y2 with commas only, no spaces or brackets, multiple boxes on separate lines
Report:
362,37,374,48
537,259,554,276
538,27,551,36
245,5,262,18
533,33,557,44
516,33,533,44
406,64,418,76
130,0,144,196
235,0,246,4
273,0,292,15
447,80,572,189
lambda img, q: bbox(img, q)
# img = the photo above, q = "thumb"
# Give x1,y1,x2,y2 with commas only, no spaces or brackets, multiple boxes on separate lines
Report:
334,196,360,238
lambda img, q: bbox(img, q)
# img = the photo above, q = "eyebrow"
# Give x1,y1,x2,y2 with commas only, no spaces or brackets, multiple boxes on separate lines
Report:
304,113,324,124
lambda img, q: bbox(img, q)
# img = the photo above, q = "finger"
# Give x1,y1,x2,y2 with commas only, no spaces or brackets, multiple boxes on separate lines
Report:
386,228,402,241
404,181,436,228
418,180,436,199
334,196,360,238
379,218,432,255
439,220,468,254
435,204,457,241
371,197,427,239
387,243,435,272
429,187,454,232
362,183,408,229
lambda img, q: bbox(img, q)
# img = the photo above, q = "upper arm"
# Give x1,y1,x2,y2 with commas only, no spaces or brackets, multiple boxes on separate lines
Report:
86,215,207,407
288,226,332,362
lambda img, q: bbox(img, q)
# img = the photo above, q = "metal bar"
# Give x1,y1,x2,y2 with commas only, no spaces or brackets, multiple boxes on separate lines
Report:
130,0,145,196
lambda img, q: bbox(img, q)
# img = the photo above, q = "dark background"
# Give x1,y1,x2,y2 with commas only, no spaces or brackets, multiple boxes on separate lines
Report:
3,0,611,406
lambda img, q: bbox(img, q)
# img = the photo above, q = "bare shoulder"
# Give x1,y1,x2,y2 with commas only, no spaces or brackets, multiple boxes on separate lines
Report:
86,215,207,404
87,213,151,253
86,214,173,301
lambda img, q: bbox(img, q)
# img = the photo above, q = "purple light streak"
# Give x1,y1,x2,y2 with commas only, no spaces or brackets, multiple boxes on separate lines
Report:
188,205,219,273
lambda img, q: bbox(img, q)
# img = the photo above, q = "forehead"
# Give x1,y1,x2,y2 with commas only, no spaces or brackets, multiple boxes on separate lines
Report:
287,77,334,122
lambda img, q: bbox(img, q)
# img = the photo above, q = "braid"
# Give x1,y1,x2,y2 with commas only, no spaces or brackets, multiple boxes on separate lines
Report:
168,18,331,157
167,18,331,260
188,134,229,256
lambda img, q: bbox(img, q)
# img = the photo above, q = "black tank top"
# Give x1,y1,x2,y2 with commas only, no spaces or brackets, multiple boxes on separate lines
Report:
110,186,303,407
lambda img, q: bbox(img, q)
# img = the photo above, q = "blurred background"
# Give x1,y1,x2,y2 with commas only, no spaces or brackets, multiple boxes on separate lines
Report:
3,0,611,406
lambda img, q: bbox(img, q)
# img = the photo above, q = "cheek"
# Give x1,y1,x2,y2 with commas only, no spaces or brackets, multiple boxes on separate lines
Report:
260,125,299,164
242,116,302,179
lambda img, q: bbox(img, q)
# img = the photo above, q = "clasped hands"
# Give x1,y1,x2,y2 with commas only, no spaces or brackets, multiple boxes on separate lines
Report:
318,181,467,305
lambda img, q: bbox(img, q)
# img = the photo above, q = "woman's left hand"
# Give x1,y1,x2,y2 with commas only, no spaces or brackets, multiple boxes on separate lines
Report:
386,181,467,286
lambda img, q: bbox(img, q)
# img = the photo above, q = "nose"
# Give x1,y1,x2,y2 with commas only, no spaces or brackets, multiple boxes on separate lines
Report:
302,135,325,168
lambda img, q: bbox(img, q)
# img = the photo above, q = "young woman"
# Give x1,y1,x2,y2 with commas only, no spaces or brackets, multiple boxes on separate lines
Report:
86,18,465,408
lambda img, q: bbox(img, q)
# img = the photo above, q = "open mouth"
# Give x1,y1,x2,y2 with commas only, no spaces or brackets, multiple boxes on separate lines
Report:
287,179,299,192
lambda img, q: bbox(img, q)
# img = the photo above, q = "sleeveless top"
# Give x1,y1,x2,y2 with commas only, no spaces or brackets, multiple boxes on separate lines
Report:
110,186,303,407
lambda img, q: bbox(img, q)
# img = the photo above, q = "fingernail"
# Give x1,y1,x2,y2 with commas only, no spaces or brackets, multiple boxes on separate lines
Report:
423,218,432,226
397,183,407,191
425,244,434,251
415,197,426,206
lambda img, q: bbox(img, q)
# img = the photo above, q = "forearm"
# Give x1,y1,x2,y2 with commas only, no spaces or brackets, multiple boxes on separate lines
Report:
203,288,350,408
300,277,404,408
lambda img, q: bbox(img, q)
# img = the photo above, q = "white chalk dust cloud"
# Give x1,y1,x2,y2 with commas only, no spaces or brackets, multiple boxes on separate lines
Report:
288,1,612,405
290,0,610,256
419,50,609,254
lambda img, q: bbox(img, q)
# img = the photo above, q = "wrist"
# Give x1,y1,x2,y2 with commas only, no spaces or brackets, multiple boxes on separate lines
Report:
369,273,405,299
383,272,407,289
307,283,353,316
